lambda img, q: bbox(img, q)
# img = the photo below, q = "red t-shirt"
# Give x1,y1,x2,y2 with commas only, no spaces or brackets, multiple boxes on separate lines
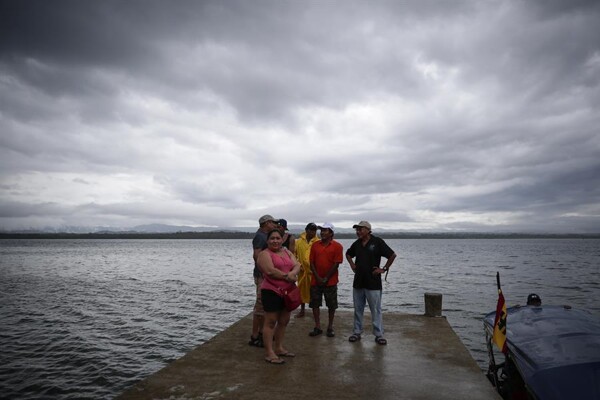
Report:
310,240,343,286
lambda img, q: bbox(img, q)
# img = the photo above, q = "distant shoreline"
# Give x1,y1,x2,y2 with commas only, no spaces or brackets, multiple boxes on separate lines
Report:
1,232,598,240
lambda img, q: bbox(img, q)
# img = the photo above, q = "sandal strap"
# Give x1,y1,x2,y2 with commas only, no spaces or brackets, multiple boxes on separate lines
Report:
349,334,361,342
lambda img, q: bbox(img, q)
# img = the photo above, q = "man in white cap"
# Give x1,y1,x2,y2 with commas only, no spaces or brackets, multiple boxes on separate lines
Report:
249,214,279,347
346,221,396,345
308,223,343,338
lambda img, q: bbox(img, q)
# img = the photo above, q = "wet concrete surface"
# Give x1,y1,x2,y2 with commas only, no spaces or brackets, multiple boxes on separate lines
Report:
117,310,500,400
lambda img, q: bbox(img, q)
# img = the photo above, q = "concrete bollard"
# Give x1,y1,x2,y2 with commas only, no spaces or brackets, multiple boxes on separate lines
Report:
424,292,443,317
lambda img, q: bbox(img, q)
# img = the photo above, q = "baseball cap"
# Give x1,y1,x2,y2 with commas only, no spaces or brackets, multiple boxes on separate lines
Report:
352,221,372,230
305,222,317,231
317,222,335,232
277,219,288,229
258,215,277,225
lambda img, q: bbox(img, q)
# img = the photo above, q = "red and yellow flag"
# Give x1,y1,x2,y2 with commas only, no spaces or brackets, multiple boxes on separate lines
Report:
492,272,508,354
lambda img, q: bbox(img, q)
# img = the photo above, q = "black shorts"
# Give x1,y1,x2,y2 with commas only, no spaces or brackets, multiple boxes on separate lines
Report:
261,289,285,313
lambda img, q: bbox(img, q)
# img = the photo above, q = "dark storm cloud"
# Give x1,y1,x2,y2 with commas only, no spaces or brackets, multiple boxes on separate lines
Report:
1,0,162,65
0,1,469,123
3,0,600,117
0,0,599,232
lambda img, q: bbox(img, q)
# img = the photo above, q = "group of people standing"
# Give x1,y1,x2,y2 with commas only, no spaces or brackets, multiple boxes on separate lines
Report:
250,215,397,364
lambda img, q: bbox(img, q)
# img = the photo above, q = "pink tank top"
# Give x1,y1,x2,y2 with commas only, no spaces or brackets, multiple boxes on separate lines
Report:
261,249,296,293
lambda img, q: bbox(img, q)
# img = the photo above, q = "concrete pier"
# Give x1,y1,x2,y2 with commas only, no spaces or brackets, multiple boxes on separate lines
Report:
118,311,500,400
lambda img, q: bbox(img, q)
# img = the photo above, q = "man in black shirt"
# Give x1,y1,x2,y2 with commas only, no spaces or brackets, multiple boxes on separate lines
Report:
345,221,396,345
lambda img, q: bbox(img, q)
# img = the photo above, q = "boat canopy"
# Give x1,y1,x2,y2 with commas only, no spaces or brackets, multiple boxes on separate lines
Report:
484,305,600,400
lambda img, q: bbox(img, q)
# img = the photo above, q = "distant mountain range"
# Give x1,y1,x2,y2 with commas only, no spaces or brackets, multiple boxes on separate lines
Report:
0,223,243,234
2,222,378,234
1,223,598,239
0,223,308,234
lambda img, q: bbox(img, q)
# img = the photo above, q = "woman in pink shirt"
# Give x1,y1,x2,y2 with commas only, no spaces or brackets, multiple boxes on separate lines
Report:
257,229,302,364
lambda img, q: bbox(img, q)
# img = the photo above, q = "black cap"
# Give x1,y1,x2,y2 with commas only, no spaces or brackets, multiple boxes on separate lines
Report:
277,219,288,229
527,293,541,306
305,222,317,230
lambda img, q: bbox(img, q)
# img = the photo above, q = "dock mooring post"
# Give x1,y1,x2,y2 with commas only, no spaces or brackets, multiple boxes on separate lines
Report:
424,292,443,317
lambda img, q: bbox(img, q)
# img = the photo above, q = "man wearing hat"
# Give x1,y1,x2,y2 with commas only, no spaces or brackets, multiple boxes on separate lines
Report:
308,223,344,338
346,221,397,345
294,222,319,317
277,219,296,254
249,214,279,347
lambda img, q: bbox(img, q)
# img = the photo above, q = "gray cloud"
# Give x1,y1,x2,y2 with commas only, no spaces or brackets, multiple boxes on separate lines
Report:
1,0,599,232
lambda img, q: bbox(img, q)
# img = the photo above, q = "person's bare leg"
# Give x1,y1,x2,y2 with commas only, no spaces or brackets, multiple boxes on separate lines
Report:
312,306,321,330
274,310,292,355
328,308,335,331
263,312,280,361
252,314,263,338
251,280,264,343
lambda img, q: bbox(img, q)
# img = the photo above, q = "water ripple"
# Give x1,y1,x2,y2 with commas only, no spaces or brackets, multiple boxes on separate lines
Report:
1,238,599,399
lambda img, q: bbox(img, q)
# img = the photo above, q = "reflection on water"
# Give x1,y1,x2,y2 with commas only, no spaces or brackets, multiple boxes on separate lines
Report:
1,238,598,399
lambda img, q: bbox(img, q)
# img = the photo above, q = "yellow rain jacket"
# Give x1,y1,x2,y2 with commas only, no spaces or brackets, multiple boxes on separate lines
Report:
294,231,319,304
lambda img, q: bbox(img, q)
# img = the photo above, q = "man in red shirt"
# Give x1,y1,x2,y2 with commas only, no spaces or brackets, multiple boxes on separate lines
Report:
308,223,344,338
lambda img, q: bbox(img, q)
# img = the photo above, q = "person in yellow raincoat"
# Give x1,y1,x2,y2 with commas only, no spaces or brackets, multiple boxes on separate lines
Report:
294,223,319,317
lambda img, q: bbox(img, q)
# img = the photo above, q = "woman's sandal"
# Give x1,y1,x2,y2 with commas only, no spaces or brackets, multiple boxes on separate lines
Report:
375,336,387,345
265,357,285,364
348,334,361,342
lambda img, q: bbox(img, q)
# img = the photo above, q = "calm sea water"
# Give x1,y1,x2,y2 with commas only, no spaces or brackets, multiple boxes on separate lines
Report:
1,238,599,399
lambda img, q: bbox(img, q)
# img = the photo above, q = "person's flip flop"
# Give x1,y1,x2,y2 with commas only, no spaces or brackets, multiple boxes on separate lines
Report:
309,327,323,337
348,334,361,342
277,351,296,357
265,357,285,364
375,336,387,345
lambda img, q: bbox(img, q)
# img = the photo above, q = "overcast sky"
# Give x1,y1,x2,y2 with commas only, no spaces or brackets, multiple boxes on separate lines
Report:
1,0,599,233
